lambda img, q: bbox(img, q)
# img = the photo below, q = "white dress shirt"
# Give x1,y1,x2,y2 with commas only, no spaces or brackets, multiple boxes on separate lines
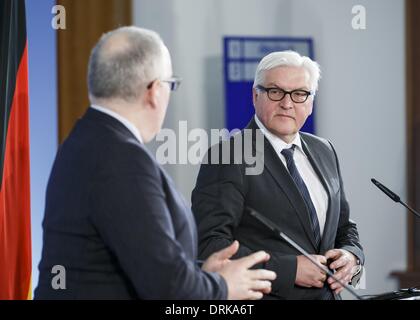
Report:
254,115,328,236
91,104,143,143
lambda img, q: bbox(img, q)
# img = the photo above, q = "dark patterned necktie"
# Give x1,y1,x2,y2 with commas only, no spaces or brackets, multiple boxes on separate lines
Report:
281,145,321,249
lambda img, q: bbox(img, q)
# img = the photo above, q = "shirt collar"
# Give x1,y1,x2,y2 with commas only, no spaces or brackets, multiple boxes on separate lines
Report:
91,104,143,143
254,114,303,153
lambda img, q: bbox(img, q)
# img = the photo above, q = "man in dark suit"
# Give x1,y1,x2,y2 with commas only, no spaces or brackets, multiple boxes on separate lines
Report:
192,51,364,300
34,26,276,299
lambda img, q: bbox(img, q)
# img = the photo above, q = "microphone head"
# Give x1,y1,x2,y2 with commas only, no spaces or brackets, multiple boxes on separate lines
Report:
371,178,400,202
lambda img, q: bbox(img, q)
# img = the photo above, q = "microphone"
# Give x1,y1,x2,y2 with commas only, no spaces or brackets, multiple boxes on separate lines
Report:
245,207,363,300
371,178,420,219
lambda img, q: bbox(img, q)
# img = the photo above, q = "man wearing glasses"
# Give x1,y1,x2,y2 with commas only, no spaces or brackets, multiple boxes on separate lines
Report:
192,51,364,300
35,26,277,299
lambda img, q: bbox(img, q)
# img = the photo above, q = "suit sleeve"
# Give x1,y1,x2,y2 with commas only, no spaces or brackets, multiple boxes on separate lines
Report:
192,145,297,296
329,141,365,265
89,143,227,299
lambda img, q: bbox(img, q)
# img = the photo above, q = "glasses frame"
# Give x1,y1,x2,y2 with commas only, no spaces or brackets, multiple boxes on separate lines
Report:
256,85,313,103
147,76,182,91
162,76,182,91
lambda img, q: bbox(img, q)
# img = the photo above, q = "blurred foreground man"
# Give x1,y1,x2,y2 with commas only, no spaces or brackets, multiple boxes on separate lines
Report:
192,51,364,300
35,26,276,299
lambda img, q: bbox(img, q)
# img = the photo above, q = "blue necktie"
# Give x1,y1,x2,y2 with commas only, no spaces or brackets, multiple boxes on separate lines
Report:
281,146,321,249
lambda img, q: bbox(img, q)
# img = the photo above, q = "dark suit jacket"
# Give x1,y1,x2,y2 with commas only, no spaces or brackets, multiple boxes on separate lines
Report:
35,107,227,299
192,117,364,300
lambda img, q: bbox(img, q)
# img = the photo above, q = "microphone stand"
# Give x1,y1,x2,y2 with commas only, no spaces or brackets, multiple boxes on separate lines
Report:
370,178,420,299
371,178,420,219
246,207,363,300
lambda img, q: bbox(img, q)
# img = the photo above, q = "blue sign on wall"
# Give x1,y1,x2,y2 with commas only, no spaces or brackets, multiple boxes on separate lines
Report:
224,36,315,132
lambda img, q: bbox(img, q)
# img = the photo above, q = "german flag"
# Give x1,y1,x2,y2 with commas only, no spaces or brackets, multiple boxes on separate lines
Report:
0,0,32,299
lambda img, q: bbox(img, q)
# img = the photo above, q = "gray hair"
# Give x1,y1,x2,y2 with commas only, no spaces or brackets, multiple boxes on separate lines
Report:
253,50,321,92
88,26,167,102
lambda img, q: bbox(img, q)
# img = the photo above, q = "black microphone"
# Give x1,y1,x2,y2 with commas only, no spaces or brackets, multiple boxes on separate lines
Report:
245,207,363,300
371,178,420,219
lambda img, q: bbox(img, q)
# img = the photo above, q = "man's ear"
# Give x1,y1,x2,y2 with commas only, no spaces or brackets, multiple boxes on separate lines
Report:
307,101,314,116
144,80,160,109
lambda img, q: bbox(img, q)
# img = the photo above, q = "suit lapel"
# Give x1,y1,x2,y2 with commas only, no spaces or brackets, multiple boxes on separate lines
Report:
300,136,334,251
248,119,318,251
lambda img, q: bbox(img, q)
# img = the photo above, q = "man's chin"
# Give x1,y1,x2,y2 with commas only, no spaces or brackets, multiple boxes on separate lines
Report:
268,126,298,139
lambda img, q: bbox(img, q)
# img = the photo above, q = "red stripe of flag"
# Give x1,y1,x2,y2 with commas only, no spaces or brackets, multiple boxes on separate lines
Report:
0,0,32,300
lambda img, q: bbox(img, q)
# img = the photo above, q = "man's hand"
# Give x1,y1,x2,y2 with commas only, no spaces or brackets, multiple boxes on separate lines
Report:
202,240,239,273
295,255,327,288
324,249,358,294
203,241,277,300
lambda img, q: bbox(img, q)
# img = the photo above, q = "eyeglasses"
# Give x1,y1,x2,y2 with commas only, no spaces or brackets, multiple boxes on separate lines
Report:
256,85,313,103
147,76,182,91
162,76,182,91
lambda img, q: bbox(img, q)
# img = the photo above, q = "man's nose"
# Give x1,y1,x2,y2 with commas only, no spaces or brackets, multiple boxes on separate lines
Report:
280,93,293,109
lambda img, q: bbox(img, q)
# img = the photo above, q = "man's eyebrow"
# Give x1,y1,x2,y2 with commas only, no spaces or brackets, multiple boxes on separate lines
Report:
265,82,281,88
265,83,310,90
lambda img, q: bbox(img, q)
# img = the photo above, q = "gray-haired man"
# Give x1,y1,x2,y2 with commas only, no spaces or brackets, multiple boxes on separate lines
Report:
193,51,364,300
